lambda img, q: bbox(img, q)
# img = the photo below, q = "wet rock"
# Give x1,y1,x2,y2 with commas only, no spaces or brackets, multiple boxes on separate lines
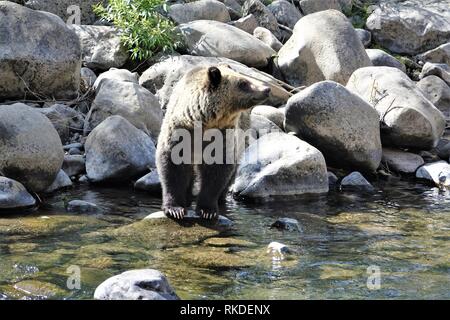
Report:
232,132,329,198
229,14,258,34
299,0,352,15
25,0,100,25
134,170,161,193
179,20,275,68
271,217,301,232
366,49,406,72
70,25,129,71
0,2,81,100
0,104,64,193
144,210,233,228
253,27,283,51
340,172,373,191
366,1,450,55
251,105,285,129
94,269,179,300
68,148,82,156
85,116,156,183
62,155,86,177
169,0,230,24
285,81,382,172
85,79,163,139
64,143,83,152
278,10,371,87
139,55,290,109
267,241,292,260
347,67,446,149
0,177,36,211
417,43,450,65
419,150,441,164
93,68,139,91
355,29,371,48
416,76,450,116
242,0,281,39
419,62,450,86
381,148,424,174
45,170,73,193
203,237,256,248
81,67,97,88
416,160,450,187
66,200,100,214
267,0,302,30
328,171,339,187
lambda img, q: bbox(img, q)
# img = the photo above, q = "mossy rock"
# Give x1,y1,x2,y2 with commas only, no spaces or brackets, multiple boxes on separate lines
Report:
11,280,68,299
202,237,257,248
112,218,226,249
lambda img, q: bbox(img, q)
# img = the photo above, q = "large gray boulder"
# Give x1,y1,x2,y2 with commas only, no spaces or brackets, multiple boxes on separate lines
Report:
0,104,64,192
179,20,275,68
366,0,450,55
285,81,382,172
278,10,371,87
25,0,102,24
93,68,139,91
0,177,36,211
94,269,179,300
229,14,258,34
417,75,450,116
85,116,156,183
232,132,329,198
299,0,352,15
242,0,281,39
85,79,163,140
169,0,230,24
417,43,450,65
0,1,81,100
366,49,406,73
267,0,302,30
70,25,129,71
139,55,291,109
347,66,446,149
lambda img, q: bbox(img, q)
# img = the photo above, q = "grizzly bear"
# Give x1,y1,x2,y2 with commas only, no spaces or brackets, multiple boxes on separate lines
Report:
156,64,271,220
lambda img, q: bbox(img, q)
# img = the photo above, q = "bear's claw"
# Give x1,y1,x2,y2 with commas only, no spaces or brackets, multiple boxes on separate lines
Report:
164,206,186,220
200,209,218,220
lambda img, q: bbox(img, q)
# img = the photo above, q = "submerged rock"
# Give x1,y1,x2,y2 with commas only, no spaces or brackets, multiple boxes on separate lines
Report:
232,132,329,198
271,217,302,232
66,200,100,214
144,210,233,228
0,177,36,211
94,269,179,300
13,280,66,299
0,104,64,193
278,10,371,87
85,116,156,183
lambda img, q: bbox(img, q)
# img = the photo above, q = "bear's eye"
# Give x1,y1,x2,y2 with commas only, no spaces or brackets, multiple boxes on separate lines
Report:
238,80,250,92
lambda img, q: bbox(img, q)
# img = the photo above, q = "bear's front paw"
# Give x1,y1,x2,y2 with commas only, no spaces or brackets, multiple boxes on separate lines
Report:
199,208,218,220
164,206,186,220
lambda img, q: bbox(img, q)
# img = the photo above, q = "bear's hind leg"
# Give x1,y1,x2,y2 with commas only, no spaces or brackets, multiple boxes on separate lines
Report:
196,163,235,220
157,150,193,220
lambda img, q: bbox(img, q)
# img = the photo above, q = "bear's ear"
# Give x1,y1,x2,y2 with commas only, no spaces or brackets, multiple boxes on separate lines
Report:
208,66,222,89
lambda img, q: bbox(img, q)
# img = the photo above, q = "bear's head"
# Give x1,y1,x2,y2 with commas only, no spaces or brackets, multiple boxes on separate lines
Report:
206,64,271,110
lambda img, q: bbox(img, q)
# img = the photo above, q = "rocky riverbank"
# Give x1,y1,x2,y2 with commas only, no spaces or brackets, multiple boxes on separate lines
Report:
1,0,450,299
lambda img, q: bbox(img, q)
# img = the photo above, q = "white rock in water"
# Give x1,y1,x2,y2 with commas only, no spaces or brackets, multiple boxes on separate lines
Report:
416,161,450,187
267,241,291,260
94,269,179,300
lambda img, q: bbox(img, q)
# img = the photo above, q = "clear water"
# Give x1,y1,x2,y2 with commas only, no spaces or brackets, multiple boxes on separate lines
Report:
0,177,449,300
